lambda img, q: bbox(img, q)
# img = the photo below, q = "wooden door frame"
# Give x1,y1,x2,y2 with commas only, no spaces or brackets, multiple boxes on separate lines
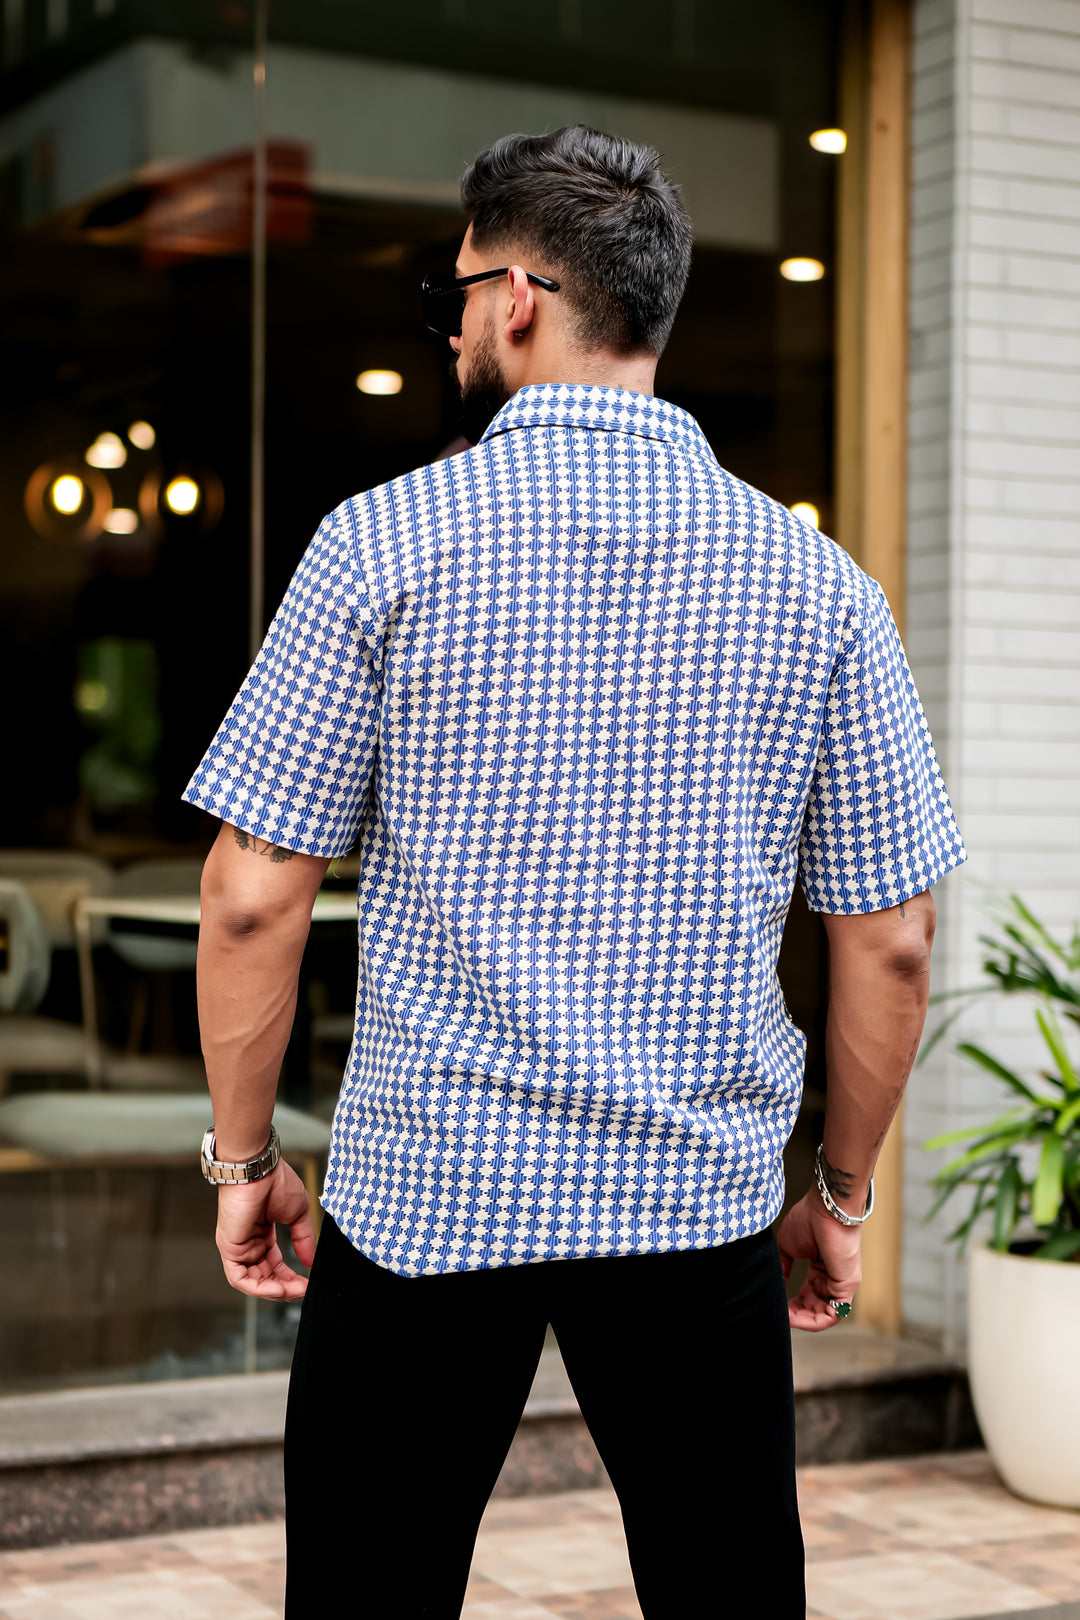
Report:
833,0,912,1336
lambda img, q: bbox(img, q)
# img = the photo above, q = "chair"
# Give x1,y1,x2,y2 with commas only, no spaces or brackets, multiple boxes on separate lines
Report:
101,859,206,1089
0,852,115,1089
0,1091,331,1221
0,879,90,1094
109,859,205,974
0,851,114,948
0,880,50,1013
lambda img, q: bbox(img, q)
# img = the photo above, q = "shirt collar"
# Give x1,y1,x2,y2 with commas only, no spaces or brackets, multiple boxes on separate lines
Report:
479,383,715,460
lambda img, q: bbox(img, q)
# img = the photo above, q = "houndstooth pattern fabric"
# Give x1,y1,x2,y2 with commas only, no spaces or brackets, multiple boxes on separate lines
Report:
185,384,965,1276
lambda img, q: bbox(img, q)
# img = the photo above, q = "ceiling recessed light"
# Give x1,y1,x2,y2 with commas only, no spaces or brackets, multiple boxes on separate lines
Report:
780,257,826,283
103,508,139,534
810,128,847,154
85,432,127,469
790,502,820,528
51,475,85,514
356,369,403,396
165,476,200,515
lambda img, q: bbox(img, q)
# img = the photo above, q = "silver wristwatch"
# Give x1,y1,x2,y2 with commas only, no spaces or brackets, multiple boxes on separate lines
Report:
200,1125,281,1185
814,1143,874,1226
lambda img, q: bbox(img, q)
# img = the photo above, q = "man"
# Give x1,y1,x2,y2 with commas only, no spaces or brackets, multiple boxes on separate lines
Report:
186,128,964,1618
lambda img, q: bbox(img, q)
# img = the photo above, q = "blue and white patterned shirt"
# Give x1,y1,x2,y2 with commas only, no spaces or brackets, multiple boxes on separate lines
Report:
185,384,965,1276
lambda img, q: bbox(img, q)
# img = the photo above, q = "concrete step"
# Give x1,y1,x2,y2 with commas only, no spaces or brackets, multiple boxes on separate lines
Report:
0,1329,979,1548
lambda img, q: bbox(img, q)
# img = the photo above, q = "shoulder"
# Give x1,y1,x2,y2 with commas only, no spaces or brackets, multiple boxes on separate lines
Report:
315,444,501,606
713,465,882,630
336,443,500,538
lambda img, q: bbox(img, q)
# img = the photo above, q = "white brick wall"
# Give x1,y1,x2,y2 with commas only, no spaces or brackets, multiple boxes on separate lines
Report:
904,0,1080,1346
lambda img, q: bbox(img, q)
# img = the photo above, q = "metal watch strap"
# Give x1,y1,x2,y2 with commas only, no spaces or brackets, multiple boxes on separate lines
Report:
814,1143,874,1226
200,1124,281,1185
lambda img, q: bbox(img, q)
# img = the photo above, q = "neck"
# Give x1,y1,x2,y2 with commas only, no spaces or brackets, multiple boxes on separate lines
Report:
511,346,657,398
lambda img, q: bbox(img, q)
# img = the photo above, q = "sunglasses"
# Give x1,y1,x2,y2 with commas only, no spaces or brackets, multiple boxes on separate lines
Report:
420,268,561,337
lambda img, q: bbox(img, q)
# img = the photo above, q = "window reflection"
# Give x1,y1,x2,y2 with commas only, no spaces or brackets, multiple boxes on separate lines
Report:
0,0,842,1393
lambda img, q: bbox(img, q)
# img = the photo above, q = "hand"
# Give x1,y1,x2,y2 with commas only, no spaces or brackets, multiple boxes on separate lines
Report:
776,1188,863,1332
215,1159,317,1300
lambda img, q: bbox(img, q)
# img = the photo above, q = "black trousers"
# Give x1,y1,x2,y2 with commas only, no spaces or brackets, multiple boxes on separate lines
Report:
284,1217,805,1619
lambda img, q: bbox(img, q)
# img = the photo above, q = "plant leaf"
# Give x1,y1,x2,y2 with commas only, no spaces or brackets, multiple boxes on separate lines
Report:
1032,1229,1080,1262
923,1170,996,1225
1037,1005,1080,1094
955,1043,1042,1103
938,1128,1037,1179
924,1176,971,1223
924,1108,1031,1151
992,1160,1023,1252
919,1004,977,1069
1033,1134,1066,1227
951,1182,994,1255
1055,1094,1080,1138
1009,894,1070,964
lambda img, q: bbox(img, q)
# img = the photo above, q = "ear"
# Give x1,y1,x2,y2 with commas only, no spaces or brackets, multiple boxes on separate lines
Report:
503,265,536,344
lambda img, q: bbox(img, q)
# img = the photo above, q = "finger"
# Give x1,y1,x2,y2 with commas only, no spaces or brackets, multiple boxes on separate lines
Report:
218,1237,284,1273
803,1274,857,1324
806,1260,860,1305
795,1278,841,1324
219,1237,295,1283
289,1207,317,1270
223,1260,309,1300
788,1299,838,1332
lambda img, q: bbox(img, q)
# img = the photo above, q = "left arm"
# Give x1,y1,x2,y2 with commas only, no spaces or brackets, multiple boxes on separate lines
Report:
197,821,330,1299
777,890,936,1331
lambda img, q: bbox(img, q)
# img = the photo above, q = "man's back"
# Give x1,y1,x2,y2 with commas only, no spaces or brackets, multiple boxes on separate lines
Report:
186,383,961,1277
191,128,963,1619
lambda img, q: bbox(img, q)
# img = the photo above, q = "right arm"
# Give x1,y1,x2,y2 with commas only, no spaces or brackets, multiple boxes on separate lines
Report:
197,821,329,1299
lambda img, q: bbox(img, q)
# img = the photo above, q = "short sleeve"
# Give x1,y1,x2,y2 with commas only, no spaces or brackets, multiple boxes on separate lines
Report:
182,504,382,859
799,580,966,914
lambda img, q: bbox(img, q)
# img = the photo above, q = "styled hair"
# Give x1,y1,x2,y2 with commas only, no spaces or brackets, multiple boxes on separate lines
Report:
460,126,693,357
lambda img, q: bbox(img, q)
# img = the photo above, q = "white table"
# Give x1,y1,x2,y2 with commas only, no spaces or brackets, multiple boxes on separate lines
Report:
73,892,358,1087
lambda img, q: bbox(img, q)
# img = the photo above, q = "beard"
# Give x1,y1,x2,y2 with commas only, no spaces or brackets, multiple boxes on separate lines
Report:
454,324,512,446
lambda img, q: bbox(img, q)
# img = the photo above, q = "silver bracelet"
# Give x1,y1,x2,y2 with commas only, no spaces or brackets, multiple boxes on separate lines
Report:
814,1143,874,1226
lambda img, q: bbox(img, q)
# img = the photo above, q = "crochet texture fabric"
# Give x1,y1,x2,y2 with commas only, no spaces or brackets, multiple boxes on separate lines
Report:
185,384,965,1276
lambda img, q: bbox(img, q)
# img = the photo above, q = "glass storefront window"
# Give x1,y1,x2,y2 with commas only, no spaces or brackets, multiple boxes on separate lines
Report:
0,0,843,1392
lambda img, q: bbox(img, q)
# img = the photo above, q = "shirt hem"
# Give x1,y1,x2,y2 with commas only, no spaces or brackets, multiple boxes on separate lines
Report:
318,1190,785,1279
804,848,967,918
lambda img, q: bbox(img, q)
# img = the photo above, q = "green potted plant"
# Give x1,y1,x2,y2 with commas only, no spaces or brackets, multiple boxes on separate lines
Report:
924,896,1080,1506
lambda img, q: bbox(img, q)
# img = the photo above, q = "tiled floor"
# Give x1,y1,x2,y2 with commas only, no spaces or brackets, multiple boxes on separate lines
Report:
0,1452,1078,1619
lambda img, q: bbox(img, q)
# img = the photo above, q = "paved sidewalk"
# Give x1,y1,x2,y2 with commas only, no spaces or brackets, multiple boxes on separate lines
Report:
0,1452,1078,1619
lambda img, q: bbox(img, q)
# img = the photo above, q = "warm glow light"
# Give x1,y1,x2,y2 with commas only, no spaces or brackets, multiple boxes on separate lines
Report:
165,476,200,515
85,432,127,469
810,128,847,154
51,475,84,513
791,502,820,528
128,420,156,450
356,368,403,396
103,508,139,534
780,257,826,282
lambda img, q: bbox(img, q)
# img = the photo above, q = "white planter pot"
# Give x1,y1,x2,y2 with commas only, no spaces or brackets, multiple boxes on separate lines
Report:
968,1243,1080,1508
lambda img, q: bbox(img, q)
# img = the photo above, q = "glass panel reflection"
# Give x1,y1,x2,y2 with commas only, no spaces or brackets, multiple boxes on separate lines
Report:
0,0,842,1392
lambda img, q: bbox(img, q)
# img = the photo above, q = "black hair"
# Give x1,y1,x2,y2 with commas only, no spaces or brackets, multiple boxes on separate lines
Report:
460,126,693,357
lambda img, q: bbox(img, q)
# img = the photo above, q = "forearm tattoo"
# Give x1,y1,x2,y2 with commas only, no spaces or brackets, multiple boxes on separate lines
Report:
821,1149,857,1201
233,828,293,863
871,1031,921,1150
